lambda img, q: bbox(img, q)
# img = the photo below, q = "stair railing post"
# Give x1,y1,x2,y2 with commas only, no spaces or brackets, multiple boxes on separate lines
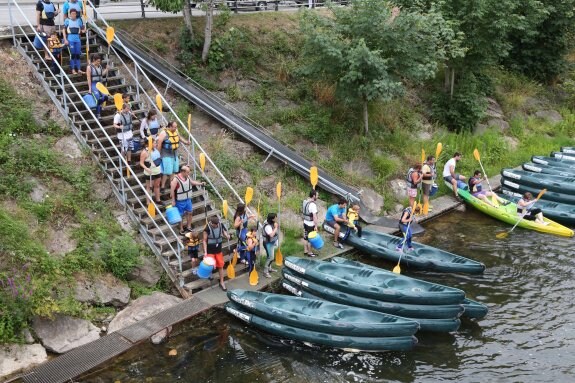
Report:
135,65,140,101
9,0,16,46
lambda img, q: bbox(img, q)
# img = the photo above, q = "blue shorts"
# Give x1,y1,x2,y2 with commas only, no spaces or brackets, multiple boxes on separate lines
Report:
175,199,192,216
443,174,461,183
162,156,179,175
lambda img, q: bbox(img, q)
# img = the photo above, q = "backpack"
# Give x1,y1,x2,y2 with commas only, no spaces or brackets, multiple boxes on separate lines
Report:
406,168,419,187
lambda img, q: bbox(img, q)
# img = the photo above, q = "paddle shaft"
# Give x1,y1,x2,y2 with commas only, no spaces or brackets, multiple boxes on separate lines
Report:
476,158,496,194
505,195,544,235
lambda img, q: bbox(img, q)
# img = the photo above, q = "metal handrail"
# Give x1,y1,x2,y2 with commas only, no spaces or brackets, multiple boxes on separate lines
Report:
8,0,187,289
87,4,247,218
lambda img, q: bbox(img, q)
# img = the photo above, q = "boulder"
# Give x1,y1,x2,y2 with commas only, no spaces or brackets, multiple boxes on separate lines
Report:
225,138,255,161
485,97,505,119
474,123,488,135
93,178,113,201
0,344,48,377
46,225,78,256
54,135,83,159
388,179,408,201
107,292,183,344
29,179,48,203
230,167,253,188
343,159,375,179
32,315,100,354
74,273,131,307
128,256,162,287
114,211,136,234
487,118,509,131
504,136,519,151
22,328,35,344
534,110,563,123
256,175,278,197
359,188,384,215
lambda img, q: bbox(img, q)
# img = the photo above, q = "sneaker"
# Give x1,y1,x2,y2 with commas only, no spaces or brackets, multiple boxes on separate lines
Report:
240,259,248,265
185,227,193,233
395,246,402,252
333,242,344,249
192,268,198,275
264,272,271,278
307,253,317,257
407,247,415,252
179,230,187,235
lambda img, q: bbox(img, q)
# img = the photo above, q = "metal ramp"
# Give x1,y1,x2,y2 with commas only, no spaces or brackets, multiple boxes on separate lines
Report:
7,0,250,296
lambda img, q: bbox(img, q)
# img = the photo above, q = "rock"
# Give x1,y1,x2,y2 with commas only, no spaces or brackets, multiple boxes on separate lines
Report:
32,315,100,354
534,110,563,123
230,168,253,189
418,131,432,141
474,123,488,135
93,178,113,201
256,175,278,197
128,256,162,287
485,97,505,119
225,138,255,161
523,97,545,112
237,79,259,93
343,159,375,179
54,135,83,159
30,179,48,203
260,157,283,173
74,273,131,307
114,211,136,234
0,344,48,377
486,118,509,131
46,225,78,256
108,292,183,344
504,136,519,150
394,203,404,213
150,327,172,345
359,188,384,215
388,179,408,201
22,328,35,344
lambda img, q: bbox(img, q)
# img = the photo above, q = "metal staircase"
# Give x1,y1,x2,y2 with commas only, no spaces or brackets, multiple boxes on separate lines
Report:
8,0,250,297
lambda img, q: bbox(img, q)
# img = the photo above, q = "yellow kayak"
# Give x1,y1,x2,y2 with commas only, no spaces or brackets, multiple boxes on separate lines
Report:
445,182,574,238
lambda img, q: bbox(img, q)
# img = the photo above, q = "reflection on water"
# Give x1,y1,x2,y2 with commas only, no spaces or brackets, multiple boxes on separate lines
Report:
81,207,575,382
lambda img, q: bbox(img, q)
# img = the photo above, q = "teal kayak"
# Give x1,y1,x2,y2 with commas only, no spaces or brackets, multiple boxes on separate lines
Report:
227,289,420,337
322,224,485,274
522,162,575,177
501,168,575,195
501,189,575,225
561,147,575,155
281,277,462,333
551,152,575,162
532,155,575,169
281,268,463,319
329,257,488,319
502,179,575,205
282,256,465,304
225,302,418,352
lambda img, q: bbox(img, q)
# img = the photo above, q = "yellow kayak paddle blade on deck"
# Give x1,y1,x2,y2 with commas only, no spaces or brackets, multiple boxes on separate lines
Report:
226,262,235,279
249,267,258,286
392,263,401,274
275,247,283,267
231,249,238,267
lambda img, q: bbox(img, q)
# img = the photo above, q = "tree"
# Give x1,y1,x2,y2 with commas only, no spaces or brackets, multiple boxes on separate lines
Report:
201,0,215,63
300,0,462,134
151,0,194,40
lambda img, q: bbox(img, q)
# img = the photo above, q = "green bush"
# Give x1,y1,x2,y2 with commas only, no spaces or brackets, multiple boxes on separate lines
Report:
98,235,141,279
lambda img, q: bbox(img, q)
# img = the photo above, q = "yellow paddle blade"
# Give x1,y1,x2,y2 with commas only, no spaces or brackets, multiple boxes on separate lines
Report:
199,152,206,172
310,166,318,189
392,263,401,274
421,148,425,165
496,231,509,239
422,201,429,215
126,167,130,178
249,268,258,286
245,187,254,206
155,94,163,112
435,142,442,159
148,201,156,218
113,93,123,111
473,148,480,162
491,193,499,207
226,263,235,279
106,26,115,45
95,82,110,96
222,199,228,219
536,188,547,200
231,249,238,266
187,113,192,130
276,182,282,200
147,136,153,152
275,247,283,266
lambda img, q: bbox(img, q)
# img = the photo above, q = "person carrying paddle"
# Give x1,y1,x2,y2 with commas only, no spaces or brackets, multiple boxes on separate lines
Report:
203,216,231,291
302,189,319,257
170,165,206,235
233,203,255,264
325,197,349,249
140,110,161,140
86,54,108,120
113,103,135,166
36,0,59,60
139,137,163,207
244,221,259,279
262,212,279,278
421,155,436,211
406,164,422,208
468,171,507,207
443,152,466,200
157,121,190,193
517,192,547,225
396,204,420,252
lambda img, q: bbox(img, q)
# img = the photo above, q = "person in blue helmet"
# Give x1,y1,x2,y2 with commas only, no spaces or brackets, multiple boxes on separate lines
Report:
62,8,85,75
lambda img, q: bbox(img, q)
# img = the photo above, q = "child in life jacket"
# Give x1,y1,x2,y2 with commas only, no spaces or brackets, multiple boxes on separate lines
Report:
347,204,362,237
244,221,259,275
185,231,201,274
47,30,63,74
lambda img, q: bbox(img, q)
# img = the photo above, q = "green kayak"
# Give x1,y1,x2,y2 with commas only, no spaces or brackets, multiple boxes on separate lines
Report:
322,224,485,274
502,179,575,206
227,289,420,337
522,162,575,177
329,257,488,319
501,168,575,195
501,189,575,225
532,155,575,169
225,302,418,352
448,181,574,238
282,256,465,304
281,276,462,333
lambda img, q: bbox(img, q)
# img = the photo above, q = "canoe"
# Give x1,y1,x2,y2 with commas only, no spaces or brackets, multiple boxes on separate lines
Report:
225,302,418,352
501,178,575,205
322,223,485,274
532,155,575,169
329,257,488,319
448,181,574,237
522,162,575,177
281,276,462,333
282,256,465,304
551,152,575,162
227,289,420,337
501,168,575,195
561,147,575,155
501,189,575,225
281,268,463,319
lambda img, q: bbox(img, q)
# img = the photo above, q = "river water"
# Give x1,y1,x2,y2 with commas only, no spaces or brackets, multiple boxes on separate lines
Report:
81,207,575,383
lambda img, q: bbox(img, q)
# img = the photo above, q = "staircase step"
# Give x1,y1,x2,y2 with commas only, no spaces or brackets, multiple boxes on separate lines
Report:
38,60,111,74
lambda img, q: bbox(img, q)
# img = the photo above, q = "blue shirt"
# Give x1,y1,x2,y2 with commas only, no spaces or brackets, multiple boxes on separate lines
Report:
64,18,83,42
62,0,82,17
325,204,345,222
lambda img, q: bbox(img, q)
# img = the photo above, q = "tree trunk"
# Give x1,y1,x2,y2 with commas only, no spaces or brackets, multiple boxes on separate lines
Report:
450,68,455,99
444,66,450,92
363,99,369,135
182,0,193,40
201,0,214,63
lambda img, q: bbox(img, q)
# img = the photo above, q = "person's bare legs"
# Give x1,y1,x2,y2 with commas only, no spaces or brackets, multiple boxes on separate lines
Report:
334,223,340,244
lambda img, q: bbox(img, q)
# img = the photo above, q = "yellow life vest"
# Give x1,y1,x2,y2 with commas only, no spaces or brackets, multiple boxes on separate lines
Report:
162,129,179,151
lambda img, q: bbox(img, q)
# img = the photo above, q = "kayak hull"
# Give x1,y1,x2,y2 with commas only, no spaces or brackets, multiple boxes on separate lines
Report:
501,168,575,195
501,179,575,206
282,256,466,304
225,302,418,352
281,277,462,333
522,162,575,177
227,289,420,337
532,155,575,169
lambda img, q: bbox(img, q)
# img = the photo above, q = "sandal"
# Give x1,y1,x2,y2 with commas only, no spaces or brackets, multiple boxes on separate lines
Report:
307,253,317,257
219,283,227,291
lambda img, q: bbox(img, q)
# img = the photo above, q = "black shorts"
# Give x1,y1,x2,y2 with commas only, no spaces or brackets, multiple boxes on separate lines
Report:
303,223,315,240
145,173,161,180
522,208,542,221
188,247,199,259
422,182,432,196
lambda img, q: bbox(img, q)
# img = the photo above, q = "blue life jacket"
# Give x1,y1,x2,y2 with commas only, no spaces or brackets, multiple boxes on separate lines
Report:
66,18,82,35
41,1,56,19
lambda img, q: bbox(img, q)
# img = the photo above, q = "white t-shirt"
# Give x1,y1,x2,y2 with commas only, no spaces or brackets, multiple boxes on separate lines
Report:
303,200,318,227
114,113,134,141
264,224,274,236
443,158,457,178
